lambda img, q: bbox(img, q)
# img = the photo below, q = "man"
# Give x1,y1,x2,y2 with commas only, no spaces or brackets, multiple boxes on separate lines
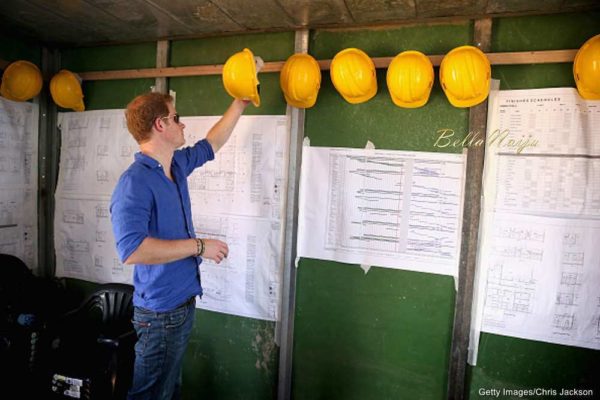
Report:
110,92,248,399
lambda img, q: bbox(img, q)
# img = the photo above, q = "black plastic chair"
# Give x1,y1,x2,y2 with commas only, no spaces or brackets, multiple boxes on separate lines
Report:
0,254,39,398
46,283,135,400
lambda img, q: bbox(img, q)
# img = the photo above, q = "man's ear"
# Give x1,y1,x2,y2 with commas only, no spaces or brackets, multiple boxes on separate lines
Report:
153,117,165,132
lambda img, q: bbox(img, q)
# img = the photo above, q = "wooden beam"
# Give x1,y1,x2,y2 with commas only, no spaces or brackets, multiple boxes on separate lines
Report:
154,40,170,94
486,49,577,65
447,17,492,400
76,49,578,81
277,30,308,400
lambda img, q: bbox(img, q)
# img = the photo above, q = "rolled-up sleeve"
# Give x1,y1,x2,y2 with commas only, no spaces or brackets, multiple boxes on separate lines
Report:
177,138,215,176
110,172,152,263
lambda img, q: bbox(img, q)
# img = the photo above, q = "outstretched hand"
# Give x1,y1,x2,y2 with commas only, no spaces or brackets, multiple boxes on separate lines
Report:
202,239,229,264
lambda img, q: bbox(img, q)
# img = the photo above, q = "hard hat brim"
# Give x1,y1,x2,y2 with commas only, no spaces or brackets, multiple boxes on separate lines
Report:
390,95,430,108
574,85,600,100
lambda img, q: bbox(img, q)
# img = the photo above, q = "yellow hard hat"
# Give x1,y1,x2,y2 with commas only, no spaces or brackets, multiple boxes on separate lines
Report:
330,48,377,104
440,45,491,108
50,70,85,112
0,60,43,102
386,51,434,108
280,53,321,108
573,34,600,100
222,48,261,107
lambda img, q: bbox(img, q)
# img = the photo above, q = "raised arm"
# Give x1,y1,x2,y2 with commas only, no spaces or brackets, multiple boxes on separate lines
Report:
205,99,249,153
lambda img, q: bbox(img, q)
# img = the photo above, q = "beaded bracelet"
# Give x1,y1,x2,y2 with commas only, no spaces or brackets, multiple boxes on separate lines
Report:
196,238,205,257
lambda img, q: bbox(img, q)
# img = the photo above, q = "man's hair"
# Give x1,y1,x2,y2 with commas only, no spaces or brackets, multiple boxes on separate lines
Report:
125,92,173,143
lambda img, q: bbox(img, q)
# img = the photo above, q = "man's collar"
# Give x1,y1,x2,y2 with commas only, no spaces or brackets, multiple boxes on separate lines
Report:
134,152,162,168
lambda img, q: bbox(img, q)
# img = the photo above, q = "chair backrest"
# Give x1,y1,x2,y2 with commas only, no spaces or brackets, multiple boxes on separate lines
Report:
0,254,33,319
0,253,31,281
75,283,134,338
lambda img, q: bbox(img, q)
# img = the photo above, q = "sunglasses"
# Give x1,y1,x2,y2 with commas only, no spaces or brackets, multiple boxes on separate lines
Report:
160,113,180,124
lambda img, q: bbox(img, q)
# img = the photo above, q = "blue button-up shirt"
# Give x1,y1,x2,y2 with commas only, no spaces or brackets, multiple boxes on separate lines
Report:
110,139,214,312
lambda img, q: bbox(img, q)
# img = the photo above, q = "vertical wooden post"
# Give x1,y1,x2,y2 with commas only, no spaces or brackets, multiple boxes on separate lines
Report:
155,40,169,94
277,29,308,400
38,47,60,278
447,17,492,400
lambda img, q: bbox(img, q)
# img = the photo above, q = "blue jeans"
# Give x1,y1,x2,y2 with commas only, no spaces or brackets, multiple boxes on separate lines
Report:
127,296,196,400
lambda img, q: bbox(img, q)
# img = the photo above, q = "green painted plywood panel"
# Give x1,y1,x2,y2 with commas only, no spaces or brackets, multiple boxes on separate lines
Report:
293,261,456,400
468,335,600,398
491,11,600,90
170,32,294,66
183,311,278,400
491,12,600,52
170,32,294,116
306,72,468,152
468,12,600,400
293,22,472,400
60,43,156,110
171,73,285,117
0,31,41,66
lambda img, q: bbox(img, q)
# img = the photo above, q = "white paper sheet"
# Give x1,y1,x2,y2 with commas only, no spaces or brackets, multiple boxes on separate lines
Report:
184,116,288,321
470,87,600,364
54,111,288,321
0,97,38,271
55,110,135,284
297,146,466,276
479,213,600,349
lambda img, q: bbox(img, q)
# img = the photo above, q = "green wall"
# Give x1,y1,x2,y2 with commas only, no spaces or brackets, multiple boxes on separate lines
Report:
59,32,294,400
61,43,156,111
467,12,600,399
0,31,41,66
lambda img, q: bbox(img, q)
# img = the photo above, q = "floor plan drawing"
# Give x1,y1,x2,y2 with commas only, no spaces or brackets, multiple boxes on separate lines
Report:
0,98,38,271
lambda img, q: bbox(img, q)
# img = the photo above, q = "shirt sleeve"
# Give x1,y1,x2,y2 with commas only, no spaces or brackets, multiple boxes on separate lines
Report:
110,171,153,263
175,138,215,176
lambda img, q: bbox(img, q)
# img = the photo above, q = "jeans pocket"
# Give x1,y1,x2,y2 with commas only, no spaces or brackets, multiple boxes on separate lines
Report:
132,319,151,328
165,304,190,329
132,309,154,355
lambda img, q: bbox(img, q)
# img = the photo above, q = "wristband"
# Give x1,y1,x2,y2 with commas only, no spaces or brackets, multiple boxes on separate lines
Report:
196,238,205,257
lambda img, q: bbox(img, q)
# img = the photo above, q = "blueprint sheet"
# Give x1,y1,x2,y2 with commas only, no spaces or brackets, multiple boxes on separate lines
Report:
184,116,288,321
54,111,288,321
55,110,136,284
469,87,600,364
0,98,38,272
297,146,466,276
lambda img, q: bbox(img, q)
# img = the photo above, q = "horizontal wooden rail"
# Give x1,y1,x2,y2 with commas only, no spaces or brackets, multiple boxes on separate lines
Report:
1,49,579,79
75,49,578,81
